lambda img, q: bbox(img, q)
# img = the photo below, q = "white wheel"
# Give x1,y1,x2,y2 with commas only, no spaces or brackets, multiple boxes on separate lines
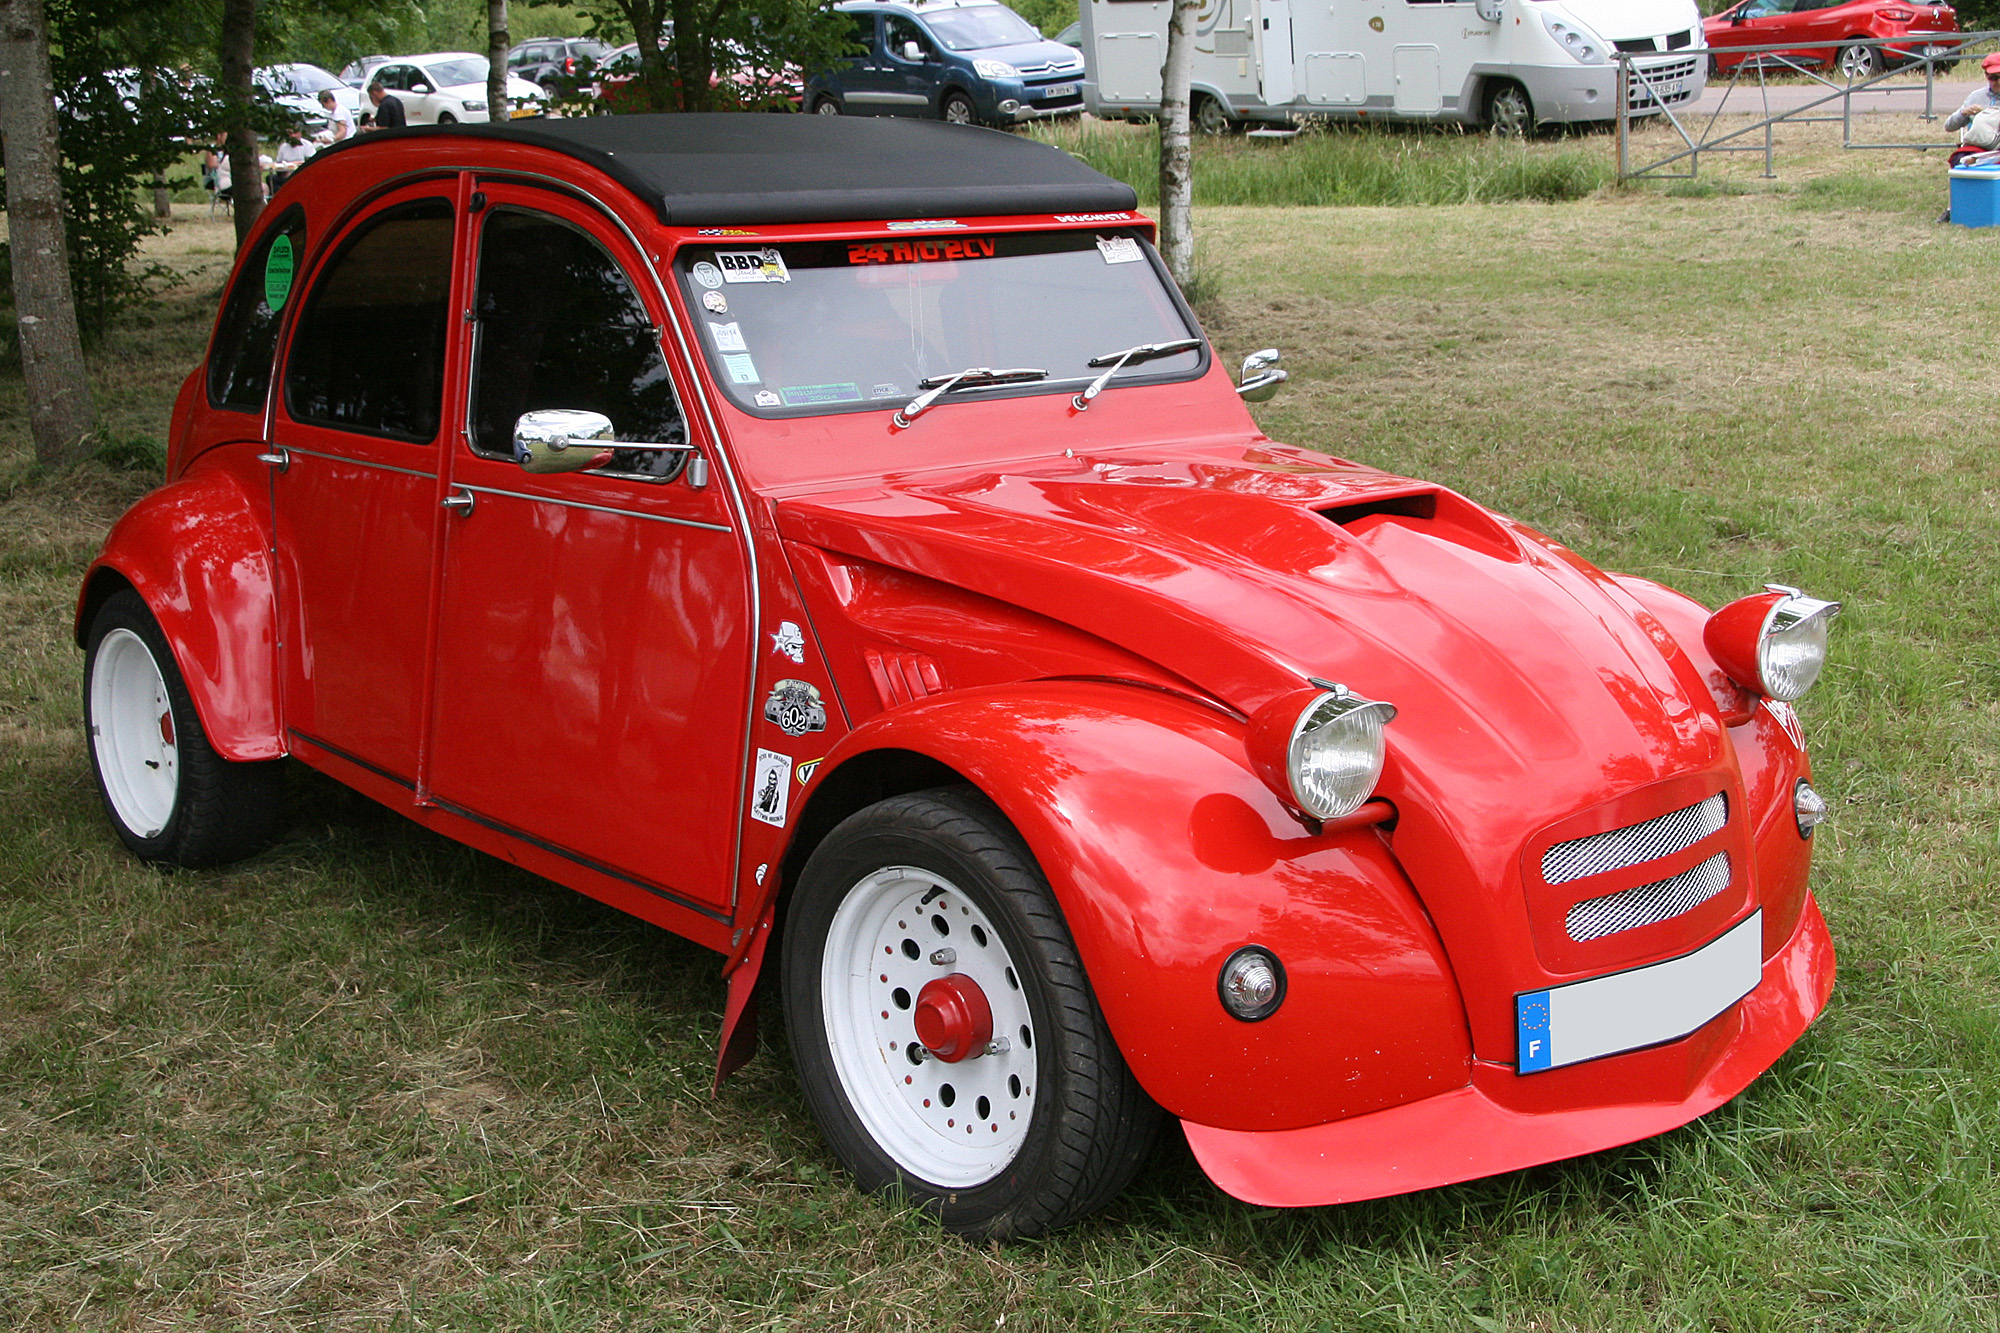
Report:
820,864,1037,1186
89,627,179,839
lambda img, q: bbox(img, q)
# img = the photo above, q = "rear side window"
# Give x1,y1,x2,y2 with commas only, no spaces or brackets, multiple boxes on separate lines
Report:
284,197,454,442
206,208,306,413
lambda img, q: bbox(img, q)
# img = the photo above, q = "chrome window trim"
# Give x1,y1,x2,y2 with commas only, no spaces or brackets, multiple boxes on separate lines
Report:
457,483,732,532
283,447,438,480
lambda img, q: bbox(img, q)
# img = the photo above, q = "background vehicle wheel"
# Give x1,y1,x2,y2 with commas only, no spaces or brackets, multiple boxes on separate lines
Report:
1193,93,1233,136
812,93,841,115
83,589,284,868
437,111,458,124
940,90,976,125
782,788,1161,1240
1484,80,1534,137
1837,43,1880,79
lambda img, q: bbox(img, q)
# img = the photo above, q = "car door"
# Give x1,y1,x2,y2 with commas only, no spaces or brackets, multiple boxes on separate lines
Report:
833,12,899,113
1712,0,1795,66
271,186,462,787
373,63,423,122
881,14,946,115
426,185,753,915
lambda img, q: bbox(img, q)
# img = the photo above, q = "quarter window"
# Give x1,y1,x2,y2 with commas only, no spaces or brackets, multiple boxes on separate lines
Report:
468,207,686,478
283,197,454,443
207,206,306,413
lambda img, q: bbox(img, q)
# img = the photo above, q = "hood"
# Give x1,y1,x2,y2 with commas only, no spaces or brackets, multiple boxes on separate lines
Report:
976,40,1087,74
778,443,1740,1052
1547,0,1702,41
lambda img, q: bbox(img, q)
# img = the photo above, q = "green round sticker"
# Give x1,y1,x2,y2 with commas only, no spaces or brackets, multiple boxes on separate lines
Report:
264,234,295,311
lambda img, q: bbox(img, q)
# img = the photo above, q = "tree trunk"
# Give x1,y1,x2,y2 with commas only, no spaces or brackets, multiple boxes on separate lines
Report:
1157,0,1198,289
219,0,262,250
486,0,509,121
152,169,172,220
0,0,97,466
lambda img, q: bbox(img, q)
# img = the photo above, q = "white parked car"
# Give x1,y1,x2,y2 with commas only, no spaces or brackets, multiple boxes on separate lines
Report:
368,52,547,124
255,63,366,136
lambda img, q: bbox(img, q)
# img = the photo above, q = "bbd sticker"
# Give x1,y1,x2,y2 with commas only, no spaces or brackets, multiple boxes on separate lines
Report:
764,679,826,737
718,248,789,283
750,749,792,827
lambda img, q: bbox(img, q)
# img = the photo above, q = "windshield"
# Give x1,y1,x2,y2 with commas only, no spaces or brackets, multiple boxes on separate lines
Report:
924,6,1043,50
425,57,489,87
674,229,1203,417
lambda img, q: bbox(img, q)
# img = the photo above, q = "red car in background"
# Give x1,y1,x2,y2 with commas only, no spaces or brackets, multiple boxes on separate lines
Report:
594,40,803,111
1704,0,1960,78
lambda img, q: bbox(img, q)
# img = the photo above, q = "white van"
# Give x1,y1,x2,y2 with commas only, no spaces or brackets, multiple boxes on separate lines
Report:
1081,0,1705,133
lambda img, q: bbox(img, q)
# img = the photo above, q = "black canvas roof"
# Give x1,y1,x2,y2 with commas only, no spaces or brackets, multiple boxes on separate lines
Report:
324,114,1139,226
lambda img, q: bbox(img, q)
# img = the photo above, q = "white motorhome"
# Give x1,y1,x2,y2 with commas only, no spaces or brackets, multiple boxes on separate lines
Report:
1081,0,1705,133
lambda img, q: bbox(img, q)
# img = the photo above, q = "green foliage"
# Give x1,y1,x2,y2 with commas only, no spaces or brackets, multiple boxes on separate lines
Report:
579,0,857,113
1008,0,1078,37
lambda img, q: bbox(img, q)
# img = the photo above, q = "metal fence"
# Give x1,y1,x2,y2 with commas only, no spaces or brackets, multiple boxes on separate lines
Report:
1615,32,1999,182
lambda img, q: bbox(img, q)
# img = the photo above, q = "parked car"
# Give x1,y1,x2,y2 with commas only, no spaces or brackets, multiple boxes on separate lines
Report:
594,39,802,111
79,113,1839,1240
337,55,394,89
256,63,366,135
1703,0,1960,78
808,0,1085,125
506,36,611,92
367,52,548,123
1054,19,1080,48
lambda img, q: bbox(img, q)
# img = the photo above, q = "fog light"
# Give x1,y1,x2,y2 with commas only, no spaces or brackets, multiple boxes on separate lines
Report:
1795,779,1828,837
1218,946,1286,1022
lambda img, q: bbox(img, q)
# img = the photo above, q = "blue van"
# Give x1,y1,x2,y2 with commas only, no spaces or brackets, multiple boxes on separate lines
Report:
808,0,1085,126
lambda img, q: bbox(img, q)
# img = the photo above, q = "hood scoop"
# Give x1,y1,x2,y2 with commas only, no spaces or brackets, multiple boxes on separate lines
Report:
1319,493,1438,528
1315,486,1521,563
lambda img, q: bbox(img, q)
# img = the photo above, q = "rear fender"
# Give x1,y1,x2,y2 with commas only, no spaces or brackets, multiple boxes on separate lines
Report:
76,460,281,762
754,680,1474,1131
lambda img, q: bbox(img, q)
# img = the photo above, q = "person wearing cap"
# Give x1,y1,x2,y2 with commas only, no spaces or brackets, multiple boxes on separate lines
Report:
1946,53,2000,136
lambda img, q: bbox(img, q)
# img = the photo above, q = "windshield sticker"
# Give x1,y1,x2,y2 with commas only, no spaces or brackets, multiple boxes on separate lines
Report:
781,383,863,406
264,234,295,311
887,218,966,230
772,621,805,663
1055,212,1131,223
721,353,760,384
718,248,790,283
702,290,729,314
849,237,996,265
751,749,792,827
709,321,747,352
765,680,827,736
870,383,901,399
691,261,724,289
1097,236,1143,265
754,390,781,407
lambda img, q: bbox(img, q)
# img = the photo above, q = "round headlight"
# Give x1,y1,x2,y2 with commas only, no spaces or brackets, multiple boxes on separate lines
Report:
1218,946,1286,1022
1248,681,1397,821
1704,585,1841,703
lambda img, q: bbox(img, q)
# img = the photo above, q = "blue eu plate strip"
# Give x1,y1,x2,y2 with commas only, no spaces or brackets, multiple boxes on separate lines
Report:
1516,990,1553,1072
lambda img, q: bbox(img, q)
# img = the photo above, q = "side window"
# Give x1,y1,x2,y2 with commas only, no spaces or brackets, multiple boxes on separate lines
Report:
380,65,411,91
468,207,686,479
283,197,454,442
849,13,877,52
207,207,306,413
885,16,930,59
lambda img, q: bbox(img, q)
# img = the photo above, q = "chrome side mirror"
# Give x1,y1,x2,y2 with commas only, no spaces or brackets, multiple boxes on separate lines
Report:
1237,348,1288,402
514,408,616,473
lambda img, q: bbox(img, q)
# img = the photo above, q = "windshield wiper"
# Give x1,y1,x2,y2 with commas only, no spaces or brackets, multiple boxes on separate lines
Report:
892,366,1048,430
1072,338,1205,411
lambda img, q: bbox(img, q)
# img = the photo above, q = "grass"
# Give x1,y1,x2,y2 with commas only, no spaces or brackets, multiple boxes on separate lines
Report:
2,125,1999,1329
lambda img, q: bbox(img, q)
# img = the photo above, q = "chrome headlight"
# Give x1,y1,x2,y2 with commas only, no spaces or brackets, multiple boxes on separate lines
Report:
973,59,1019,78
1541,13,1607,64
1703,584,1842,702
462,100,488,112
1249,681,1397,821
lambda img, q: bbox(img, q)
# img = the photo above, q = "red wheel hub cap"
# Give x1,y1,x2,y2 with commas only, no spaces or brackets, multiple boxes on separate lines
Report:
912,974,993,1063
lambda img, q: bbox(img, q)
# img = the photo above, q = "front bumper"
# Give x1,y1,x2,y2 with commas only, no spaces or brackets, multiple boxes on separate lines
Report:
1182,892,1834,1207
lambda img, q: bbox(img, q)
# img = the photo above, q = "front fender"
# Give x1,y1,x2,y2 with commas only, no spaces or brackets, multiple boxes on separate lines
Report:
76,456,282,762
787,681,1474,1132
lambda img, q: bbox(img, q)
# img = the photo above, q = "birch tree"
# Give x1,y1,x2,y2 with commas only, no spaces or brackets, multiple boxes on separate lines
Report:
220,0,264,250
1157,0,1198,287
486,0,508,121
0,0,97,466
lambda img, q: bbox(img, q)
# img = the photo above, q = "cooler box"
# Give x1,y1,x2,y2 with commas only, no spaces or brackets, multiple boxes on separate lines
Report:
1950,165,2000,228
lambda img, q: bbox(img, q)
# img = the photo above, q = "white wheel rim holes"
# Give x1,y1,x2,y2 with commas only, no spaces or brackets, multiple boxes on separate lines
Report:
822,866,1036,1187
90,628,178,838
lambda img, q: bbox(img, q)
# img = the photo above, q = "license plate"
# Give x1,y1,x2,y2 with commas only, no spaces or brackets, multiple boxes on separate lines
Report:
1922,43,1950,56
1041,83,1078,100
1516,910,1762,1073
510,106,539,118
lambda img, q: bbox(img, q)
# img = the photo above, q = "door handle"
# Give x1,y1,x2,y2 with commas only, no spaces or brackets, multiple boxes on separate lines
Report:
257,447,290,472
441,486,475,516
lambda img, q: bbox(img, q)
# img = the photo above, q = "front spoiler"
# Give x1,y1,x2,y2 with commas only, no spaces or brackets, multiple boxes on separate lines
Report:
1182,894,1835,1208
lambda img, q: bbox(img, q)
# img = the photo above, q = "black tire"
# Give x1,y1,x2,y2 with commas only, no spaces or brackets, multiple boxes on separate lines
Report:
1193,93,1233,136
437,111,458,124
782,787,1161,1240
940,90,977,125
83,588,284,868
1836,42,1880,79
1484,80,1534,137
812,93,841,116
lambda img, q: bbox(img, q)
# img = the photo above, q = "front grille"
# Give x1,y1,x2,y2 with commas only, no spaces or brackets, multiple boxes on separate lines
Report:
1615,38,1659,53
1627,55,1700,109
1566,851,1733,942
1542,792,1728,885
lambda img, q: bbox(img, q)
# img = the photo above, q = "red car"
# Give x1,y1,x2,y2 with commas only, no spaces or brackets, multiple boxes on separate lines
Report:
594,40,802,111
77,115,1839,1239
1704,0,1960,78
